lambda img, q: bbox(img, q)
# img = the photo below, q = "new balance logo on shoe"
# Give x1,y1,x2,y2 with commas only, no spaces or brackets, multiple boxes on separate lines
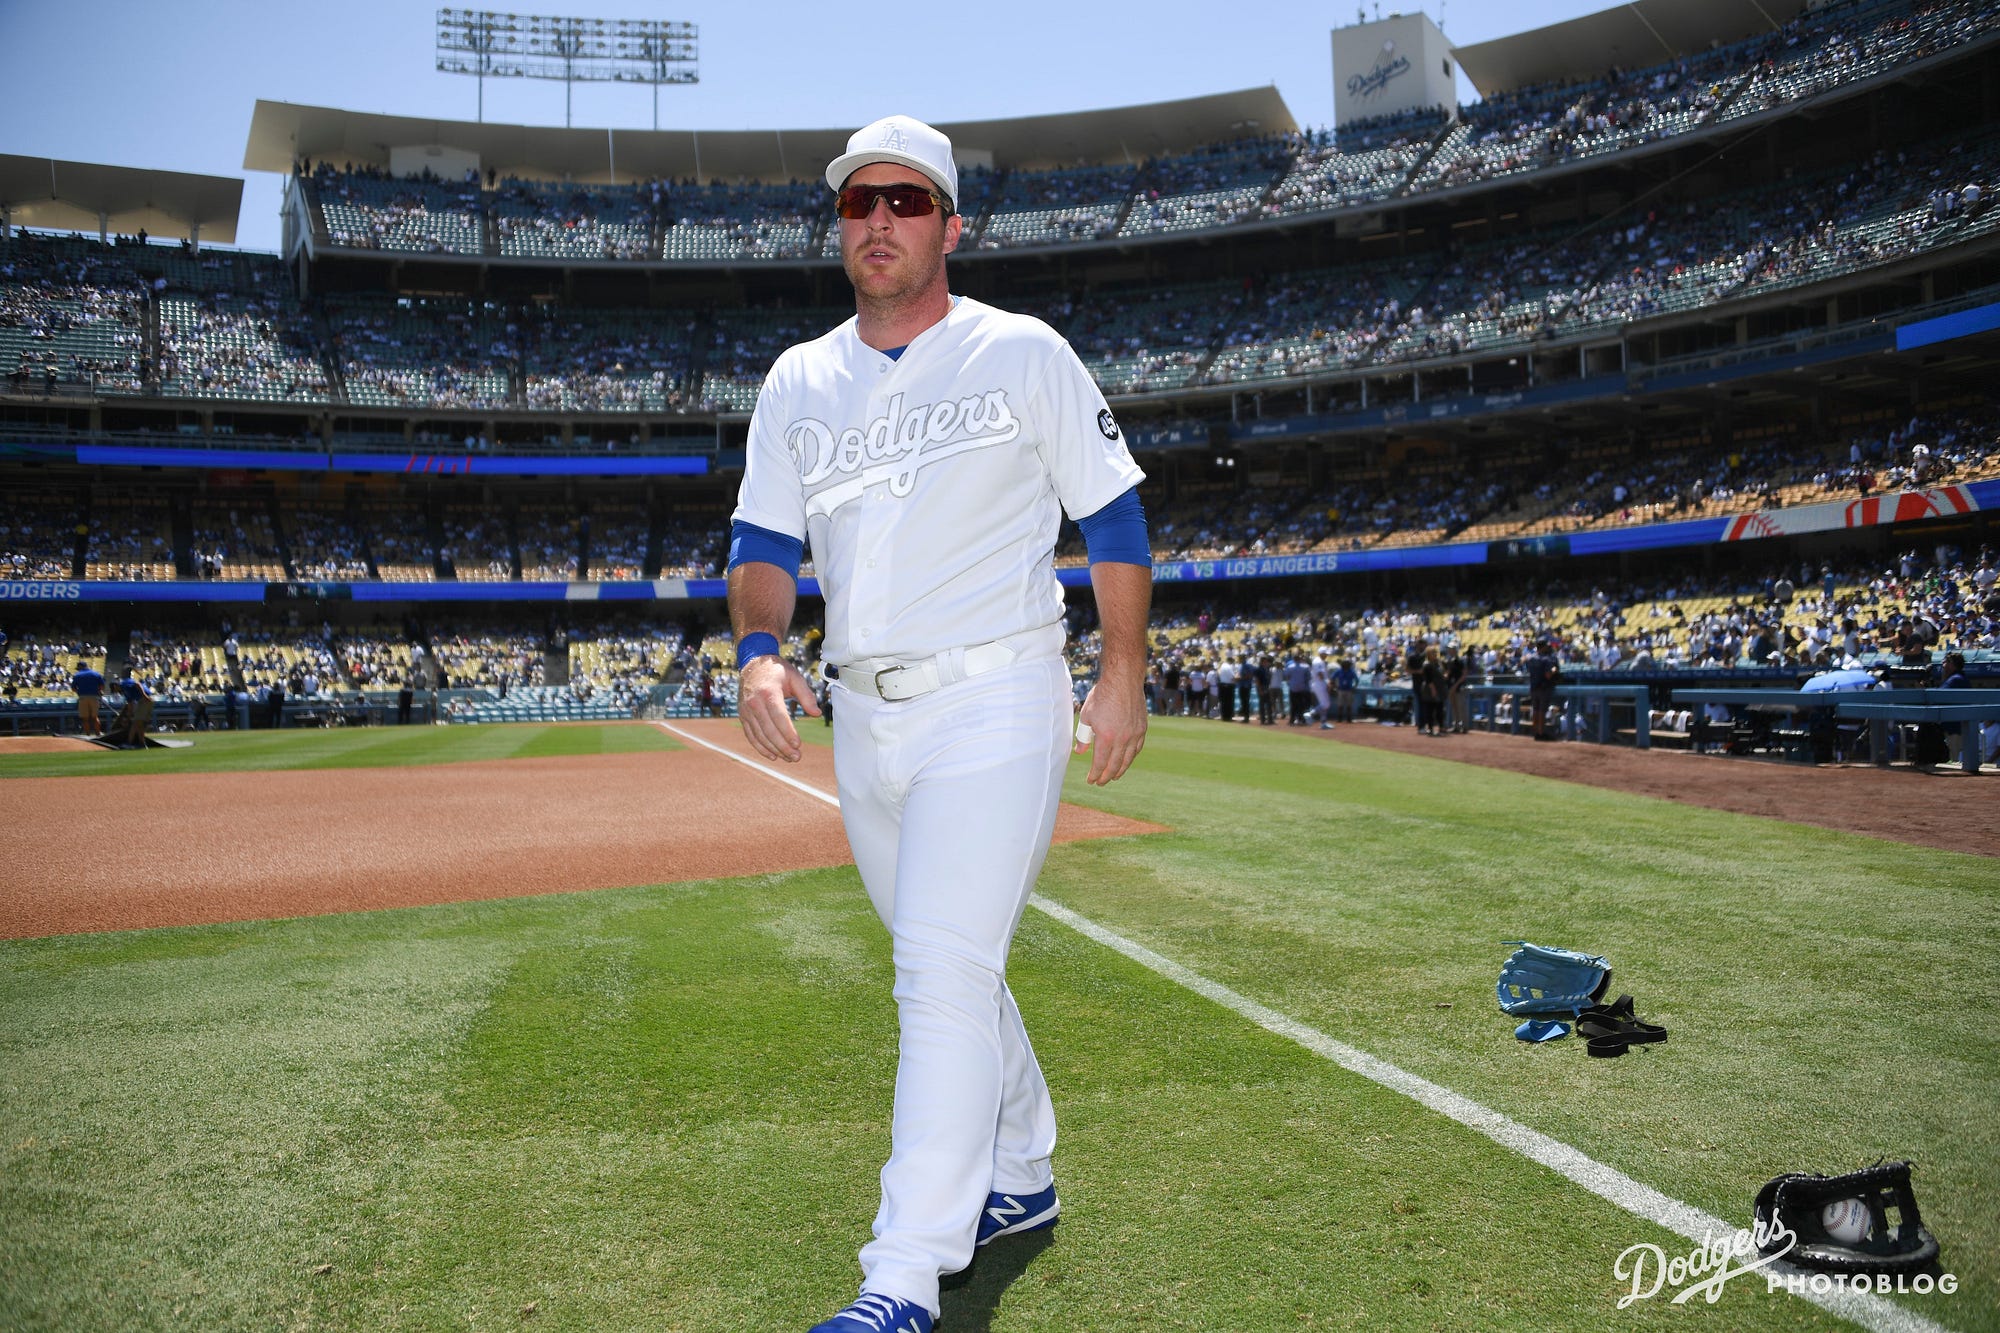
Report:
985,1195,1028,1227
975,1184,1060,1248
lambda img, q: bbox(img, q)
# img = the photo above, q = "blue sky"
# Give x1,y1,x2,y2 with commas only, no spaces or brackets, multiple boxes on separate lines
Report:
4,0,1617,253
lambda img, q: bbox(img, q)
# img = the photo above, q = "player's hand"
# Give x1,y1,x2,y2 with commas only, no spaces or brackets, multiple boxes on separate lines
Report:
737,657,820,763
1076,675,1146,786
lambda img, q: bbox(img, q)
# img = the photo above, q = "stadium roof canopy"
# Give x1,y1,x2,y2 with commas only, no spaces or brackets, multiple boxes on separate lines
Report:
243,88,1298,184
1453,0,1810,97
0,155,242,242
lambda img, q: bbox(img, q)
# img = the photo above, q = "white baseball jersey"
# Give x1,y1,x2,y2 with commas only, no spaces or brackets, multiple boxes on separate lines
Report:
733,296,1144,667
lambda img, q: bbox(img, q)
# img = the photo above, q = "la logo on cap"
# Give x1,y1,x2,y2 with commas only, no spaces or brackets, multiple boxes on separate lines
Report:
879,124,909,151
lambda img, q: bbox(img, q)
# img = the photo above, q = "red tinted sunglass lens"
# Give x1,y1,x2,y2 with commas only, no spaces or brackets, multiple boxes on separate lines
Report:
884,187,939,217
836,184,940,219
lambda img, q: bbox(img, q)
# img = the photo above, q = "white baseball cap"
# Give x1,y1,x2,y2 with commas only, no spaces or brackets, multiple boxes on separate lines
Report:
826,114,959,209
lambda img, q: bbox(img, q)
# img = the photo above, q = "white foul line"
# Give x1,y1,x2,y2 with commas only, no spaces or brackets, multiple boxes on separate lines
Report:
659,720,837,806
660,720,1957,1333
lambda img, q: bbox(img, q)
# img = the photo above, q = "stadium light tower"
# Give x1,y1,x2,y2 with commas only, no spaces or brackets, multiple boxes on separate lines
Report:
436,9,699,129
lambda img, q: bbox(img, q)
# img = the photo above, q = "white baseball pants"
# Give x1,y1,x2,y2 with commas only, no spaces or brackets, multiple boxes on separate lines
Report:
831,646,1071,1316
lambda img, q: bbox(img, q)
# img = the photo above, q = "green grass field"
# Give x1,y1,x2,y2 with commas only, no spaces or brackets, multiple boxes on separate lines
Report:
2,719,1993,1331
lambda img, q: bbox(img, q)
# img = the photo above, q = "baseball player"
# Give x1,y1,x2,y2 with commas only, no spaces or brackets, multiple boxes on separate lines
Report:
1309,649,1333,727
727,115,1153,1333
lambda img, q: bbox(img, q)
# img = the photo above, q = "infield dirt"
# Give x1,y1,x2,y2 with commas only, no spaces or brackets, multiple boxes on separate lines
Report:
1,720,1160,940
6,716,1987,940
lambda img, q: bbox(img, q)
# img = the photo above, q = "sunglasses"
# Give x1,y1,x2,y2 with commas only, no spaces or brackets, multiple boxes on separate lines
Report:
835,182,952,220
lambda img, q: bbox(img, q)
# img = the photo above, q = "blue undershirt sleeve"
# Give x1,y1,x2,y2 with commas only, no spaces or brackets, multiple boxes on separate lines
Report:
1075,485,1152,568
727,519,804,578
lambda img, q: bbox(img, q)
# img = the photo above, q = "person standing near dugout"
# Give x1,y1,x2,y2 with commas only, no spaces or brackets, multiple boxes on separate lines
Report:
1527,638,1562,740
71,657,104,735
727,115,1153,1333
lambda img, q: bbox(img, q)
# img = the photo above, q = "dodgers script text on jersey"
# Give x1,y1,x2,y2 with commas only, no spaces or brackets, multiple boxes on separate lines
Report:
733,297,1145,666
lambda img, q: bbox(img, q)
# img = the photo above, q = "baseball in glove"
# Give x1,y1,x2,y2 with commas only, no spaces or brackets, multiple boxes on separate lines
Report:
1496,941,1612,1016
1754,1160,1941,1276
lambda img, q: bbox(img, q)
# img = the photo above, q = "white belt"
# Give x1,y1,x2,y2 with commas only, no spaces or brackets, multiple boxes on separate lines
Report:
833,625,1062,702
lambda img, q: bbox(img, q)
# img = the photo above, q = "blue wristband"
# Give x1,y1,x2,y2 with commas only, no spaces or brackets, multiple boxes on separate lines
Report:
736,632,781,671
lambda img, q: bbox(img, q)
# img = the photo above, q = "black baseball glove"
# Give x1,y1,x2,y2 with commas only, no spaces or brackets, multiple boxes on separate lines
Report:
1753,1160,1941,1276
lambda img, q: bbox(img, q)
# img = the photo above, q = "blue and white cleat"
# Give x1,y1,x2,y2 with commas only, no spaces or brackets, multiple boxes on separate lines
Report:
975,1184,1061,1248
807,1292,934,1333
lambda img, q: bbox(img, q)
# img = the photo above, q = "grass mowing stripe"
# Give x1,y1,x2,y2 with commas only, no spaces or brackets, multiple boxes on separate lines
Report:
659,720,1957,1333
1029,894,1955,1333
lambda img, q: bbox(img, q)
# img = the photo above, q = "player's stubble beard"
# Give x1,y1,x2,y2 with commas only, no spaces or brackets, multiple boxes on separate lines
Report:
842,215,952,325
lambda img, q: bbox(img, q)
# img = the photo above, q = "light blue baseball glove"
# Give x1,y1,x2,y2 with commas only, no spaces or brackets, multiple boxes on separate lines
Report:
1496,941,1611,1016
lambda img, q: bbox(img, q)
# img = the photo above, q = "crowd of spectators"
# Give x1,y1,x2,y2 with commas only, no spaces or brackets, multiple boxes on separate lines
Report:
659,179,824,260
655,512,727,579
491,178,658,261
1208,129,1990,386
261,0,1988,287
362,500,437,580
518,305,695,413
335,622,425,689
1721,0,1999,125
0,626,105,700
282,503,371,581
439,504,514,581
1062,281,1246,393
585,505,651,580
125,615,353,719
428,624,548,691
10,538,1991,733
0,240,146,392
7,402,1992,595
1114,136,1296,237
1421,62,1728,195
332,298,512,410
0,491,82,579
310,164,484,255
189,500,284,580
1336,110,1449,154
9,48,1982,417
84,497,174,579
312,124,1972,402
305,164,838,263
1050,402,2000,566
1073,541,1997,735
1261,134,1423,219
157,285,331,402
564,617,685,703
515,507,580,582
